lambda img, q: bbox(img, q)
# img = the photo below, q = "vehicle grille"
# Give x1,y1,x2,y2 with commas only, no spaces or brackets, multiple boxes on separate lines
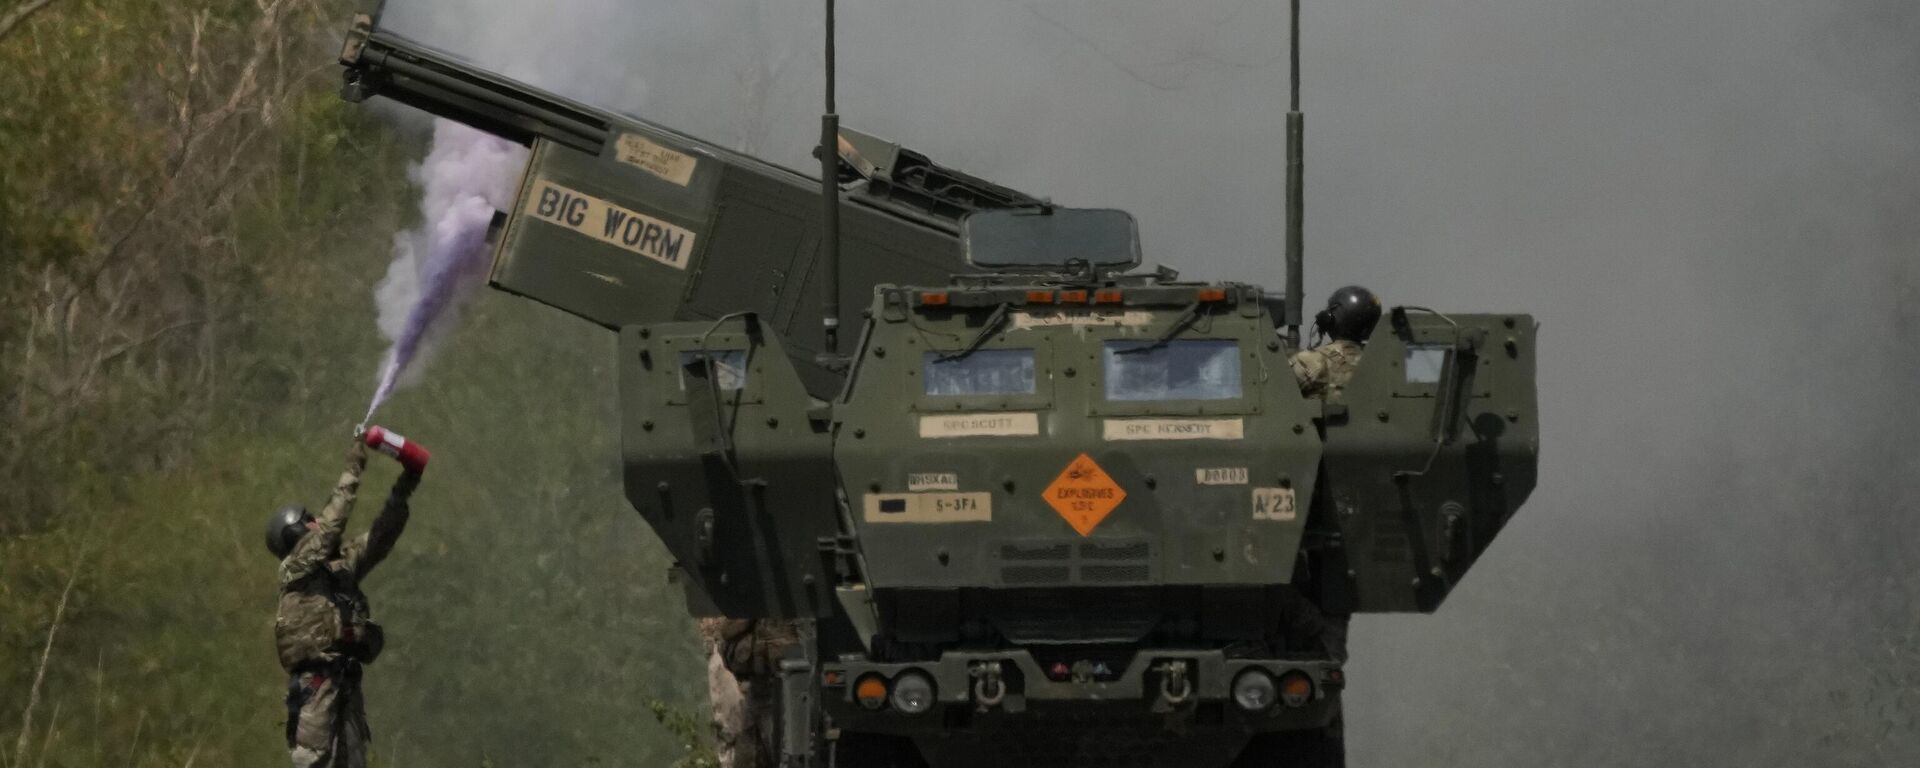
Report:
984,588,1164,643
1080,540,1150,560
996,537,1152,585
1001,565,1072,585
1080,564,1151,583
1001,542,1073,561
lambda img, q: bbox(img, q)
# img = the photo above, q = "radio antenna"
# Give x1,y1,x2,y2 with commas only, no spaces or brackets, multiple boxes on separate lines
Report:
819,0,843,355
1284,0,1306,347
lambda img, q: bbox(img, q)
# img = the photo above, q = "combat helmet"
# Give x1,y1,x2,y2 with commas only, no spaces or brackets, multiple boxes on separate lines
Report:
265,504,314,559
1314,285,1382,343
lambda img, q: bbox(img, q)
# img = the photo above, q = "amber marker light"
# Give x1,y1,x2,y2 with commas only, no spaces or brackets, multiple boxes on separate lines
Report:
1094,289,1125,304
1196,287,1229,303
855,675,890,710
1058,289,1089,304
1278,671,1314,708
918,291,950,306
1026,290,1056,304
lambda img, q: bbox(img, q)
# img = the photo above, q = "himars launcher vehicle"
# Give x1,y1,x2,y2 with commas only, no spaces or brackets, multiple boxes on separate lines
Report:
339,3,1538,766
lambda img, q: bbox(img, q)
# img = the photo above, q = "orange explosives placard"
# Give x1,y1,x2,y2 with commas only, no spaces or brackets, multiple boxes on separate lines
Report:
1043,453,1128,536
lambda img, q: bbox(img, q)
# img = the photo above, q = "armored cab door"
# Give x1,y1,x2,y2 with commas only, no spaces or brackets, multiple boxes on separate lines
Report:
616,315,840,618
1320,309,1539,612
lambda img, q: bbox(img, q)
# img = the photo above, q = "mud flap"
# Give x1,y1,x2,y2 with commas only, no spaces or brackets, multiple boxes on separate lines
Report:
780,655,817,767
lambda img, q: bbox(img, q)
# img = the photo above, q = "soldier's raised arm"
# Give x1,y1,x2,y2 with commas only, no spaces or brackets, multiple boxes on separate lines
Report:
342,470,420,580
278,440,368,586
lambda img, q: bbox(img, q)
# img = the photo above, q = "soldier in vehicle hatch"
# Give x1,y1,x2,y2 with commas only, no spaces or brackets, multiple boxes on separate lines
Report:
266,436,423,768
1291,285,1382,398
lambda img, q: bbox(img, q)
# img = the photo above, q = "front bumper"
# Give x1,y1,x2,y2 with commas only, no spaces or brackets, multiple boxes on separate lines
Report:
820,648,1342,736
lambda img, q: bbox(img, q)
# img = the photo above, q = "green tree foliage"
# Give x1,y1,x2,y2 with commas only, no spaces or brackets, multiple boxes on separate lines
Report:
648,701,720,768
1,2,707,765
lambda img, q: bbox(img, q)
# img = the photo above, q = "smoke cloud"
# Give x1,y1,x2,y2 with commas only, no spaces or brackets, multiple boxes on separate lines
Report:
377,0,1918,764
365,120,526,422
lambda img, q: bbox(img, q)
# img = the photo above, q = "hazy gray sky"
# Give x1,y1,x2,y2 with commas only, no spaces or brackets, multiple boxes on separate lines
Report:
379,1,1919,763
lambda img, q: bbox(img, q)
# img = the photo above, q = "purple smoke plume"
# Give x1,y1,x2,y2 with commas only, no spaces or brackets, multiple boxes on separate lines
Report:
364,120,528,424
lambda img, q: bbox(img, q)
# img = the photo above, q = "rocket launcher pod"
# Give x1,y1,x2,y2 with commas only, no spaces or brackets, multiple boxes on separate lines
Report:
338,10,1048,399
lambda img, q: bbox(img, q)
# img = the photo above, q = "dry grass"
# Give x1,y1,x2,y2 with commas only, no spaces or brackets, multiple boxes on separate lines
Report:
1,2,706,766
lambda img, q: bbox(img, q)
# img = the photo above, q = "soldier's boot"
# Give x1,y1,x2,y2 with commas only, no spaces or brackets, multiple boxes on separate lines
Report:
336,682,371,768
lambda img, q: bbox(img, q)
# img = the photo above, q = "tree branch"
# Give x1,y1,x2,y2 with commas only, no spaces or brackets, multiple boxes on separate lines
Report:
11,543,84,768
0,0,59,43
58,0,289,309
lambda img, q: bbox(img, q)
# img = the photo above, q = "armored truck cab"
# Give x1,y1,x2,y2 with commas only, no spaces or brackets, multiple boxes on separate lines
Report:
617,209,1538,766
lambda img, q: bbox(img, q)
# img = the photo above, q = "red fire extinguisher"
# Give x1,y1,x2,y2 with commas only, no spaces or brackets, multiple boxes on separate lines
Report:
363,425,431,474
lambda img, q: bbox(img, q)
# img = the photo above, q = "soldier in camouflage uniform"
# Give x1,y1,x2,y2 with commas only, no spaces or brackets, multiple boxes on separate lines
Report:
701,617,803,768
1289,286,1380,672
1290,285,1382,399
266,437,422,768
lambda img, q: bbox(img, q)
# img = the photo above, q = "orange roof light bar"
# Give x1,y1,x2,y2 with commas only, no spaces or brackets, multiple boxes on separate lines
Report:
1058,289,1089,304
1025,290,1056,304
1093,289,1125,304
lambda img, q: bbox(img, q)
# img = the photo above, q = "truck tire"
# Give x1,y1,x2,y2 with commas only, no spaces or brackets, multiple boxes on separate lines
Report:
827,733,929,768
1229,714,1345,768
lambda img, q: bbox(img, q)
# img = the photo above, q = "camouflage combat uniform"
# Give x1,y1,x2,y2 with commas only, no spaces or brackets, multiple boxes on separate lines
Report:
1289,341,1358,667
700,617,803,768
275,444,419,768
1289,339,1363,399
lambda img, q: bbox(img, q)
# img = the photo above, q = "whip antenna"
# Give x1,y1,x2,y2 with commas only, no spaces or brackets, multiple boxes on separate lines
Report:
1284,0,1306,347
819,0,842,356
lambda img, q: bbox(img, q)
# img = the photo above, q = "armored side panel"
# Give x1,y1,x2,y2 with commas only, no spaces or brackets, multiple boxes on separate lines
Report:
833,289,1323,643
1321,311,1540,612
617,316,839,618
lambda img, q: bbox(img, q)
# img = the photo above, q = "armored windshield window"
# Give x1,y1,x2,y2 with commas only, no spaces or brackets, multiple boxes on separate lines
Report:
1103,340,1242,401
678,350,748,391
923,349,1036,396
1404,345,1449,384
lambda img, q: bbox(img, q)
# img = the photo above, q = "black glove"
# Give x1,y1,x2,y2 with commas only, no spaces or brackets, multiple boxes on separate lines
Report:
392,469,423,499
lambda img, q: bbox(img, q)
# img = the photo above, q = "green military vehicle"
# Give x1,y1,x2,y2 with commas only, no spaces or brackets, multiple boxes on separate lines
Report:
340,6,1538,766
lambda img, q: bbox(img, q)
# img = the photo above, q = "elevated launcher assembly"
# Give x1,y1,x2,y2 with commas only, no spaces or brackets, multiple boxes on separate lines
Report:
340,12,1042,396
